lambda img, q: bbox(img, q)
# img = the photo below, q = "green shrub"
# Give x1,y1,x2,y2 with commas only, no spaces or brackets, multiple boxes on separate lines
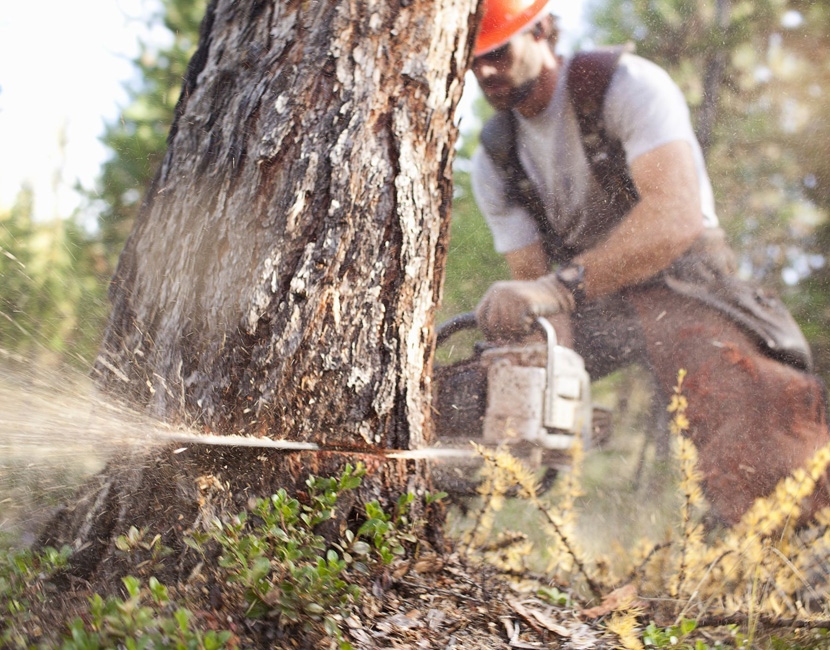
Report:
1,545,72,648
61,576,232,650
200,463,432,646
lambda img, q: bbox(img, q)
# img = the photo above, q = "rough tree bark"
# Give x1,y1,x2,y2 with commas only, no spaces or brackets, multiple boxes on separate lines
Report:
44,0,478,580
96,0,475,450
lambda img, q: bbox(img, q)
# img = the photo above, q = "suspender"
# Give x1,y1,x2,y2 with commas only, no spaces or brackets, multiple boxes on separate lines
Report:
479,45,638,265
569,45,639,216
479,110,567,262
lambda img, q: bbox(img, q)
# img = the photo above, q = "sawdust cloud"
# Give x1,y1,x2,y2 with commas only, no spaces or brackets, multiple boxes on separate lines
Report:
0,352,178,545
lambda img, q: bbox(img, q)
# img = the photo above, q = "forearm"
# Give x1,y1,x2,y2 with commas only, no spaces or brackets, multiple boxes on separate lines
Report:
573,194,702,300
502,197,702,301
505,242,549,280
573,140,704,301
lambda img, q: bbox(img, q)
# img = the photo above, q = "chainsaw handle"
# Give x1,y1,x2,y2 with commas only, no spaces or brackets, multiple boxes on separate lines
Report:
534,315,559,348
435,312,478,346
436,305,560,347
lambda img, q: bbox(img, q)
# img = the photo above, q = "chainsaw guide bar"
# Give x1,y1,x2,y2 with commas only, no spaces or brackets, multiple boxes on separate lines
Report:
152,430,479,461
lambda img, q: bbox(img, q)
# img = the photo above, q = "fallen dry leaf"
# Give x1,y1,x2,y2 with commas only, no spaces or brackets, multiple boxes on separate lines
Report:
413,554,445,574
528,608,572,637
376,611,423,634
507,598,572,637
580,584,646,619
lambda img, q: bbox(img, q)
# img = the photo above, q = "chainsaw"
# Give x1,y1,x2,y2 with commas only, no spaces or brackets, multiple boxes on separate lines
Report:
431,312,609,490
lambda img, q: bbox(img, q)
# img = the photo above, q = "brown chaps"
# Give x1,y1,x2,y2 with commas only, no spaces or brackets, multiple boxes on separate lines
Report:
572,284,830,525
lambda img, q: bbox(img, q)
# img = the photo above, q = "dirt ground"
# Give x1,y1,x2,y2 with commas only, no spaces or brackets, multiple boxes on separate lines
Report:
0,439,606,650
21,546,607,650
301,553,605,650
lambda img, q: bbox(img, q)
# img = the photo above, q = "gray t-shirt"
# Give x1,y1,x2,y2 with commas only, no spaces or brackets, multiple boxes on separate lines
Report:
471,53,718,255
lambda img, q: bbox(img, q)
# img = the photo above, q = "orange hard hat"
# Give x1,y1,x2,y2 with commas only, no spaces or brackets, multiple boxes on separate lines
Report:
474,0,551,57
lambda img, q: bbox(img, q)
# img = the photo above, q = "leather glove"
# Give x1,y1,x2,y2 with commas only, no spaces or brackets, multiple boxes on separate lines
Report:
475,274,576,341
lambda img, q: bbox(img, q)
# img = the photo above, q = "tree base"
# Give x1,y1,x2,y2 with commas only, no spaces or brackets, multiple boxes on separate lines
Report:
39,445,441,588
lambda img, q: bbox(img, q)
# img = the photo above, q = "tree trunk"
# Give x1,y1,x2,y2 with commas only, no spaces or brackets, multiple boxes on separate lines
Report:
697,0,731,155
45,0,477,580
96,0,476,448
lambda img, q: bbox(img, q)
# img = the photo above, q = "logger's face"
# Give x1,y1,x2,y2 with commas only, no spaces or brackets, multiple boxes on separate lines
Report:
471,29,547,112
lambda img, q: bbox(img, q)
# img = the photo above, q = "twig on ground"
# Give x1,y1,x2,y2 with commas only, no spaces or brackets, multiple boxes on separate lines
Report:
695,613,830,631
396,579,487,605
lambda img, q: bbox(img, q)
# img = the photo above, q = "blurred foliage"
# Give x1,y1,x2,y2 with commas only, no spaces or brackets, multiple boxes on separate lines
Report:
588,0,830,379
87,0,207,266
436,93,509,362
0,186,109,366
0,0,205,367
439,170,509,316
439,95,503,312
773,0,830,375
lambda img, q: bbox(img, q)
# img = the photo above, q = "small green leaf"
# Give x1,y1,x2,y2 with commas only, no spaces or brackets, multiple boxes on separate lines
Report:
245,598,269,619
305,602,325,615
397,492,415,510
122,576,141,599
251,557,271,583
148,577,169,604
426,491,448,504
174,607,191,633
351,541,370,555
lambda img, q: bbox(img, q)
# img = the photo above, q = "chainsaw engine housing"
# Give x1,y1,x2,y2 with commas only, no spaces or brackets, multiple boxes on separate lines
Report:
433,314,599,467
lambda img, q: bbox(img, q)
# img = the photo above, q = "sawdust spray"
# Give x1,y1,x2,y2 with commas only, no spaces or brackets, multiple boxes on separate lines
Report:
0,353,182,545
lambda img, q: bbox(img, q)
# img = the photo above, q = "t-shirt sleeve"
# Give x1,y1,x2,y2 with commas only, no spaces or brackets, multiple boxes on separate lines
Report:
604,54,698,166
470,146,541,254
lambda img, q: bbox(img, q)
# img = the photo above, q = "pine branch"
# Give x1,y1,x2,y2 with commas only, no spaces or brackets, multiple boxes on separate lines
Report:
619,541,672,588
534,503,603,600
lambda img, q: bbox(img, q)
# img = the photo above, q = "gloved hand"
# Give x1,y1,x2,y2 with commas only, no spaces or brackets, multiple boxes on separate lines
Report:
475,274,576,341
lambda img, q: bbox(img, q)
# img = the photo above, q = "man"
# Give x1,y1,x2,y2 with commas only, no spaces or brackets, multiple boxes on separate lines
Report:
469,0,830,524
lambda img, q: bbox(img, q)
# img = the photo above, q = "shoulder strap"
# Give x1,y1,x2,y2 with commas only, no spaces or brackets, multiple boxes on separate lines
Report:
567,44,639,214
480,113,571,264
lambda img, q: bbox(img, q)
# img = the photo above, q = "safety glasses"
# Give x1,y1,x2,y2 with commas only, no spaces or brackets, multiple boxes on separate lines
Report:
473,41,512,64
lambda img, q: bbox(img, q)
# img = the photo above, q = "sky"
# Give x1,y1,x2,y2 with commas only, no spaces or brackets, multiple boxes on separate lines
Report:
0,0,170,220
0,0,584,222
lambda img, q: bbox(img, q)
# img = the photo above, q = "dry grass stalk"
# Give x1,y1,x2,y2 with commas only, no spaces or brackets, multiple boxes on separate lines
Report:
459,368,830,648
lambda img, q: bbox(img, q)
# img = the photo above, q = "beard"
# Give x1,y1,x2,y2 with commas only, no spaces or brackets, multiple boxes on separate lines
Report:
482,77,537,111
